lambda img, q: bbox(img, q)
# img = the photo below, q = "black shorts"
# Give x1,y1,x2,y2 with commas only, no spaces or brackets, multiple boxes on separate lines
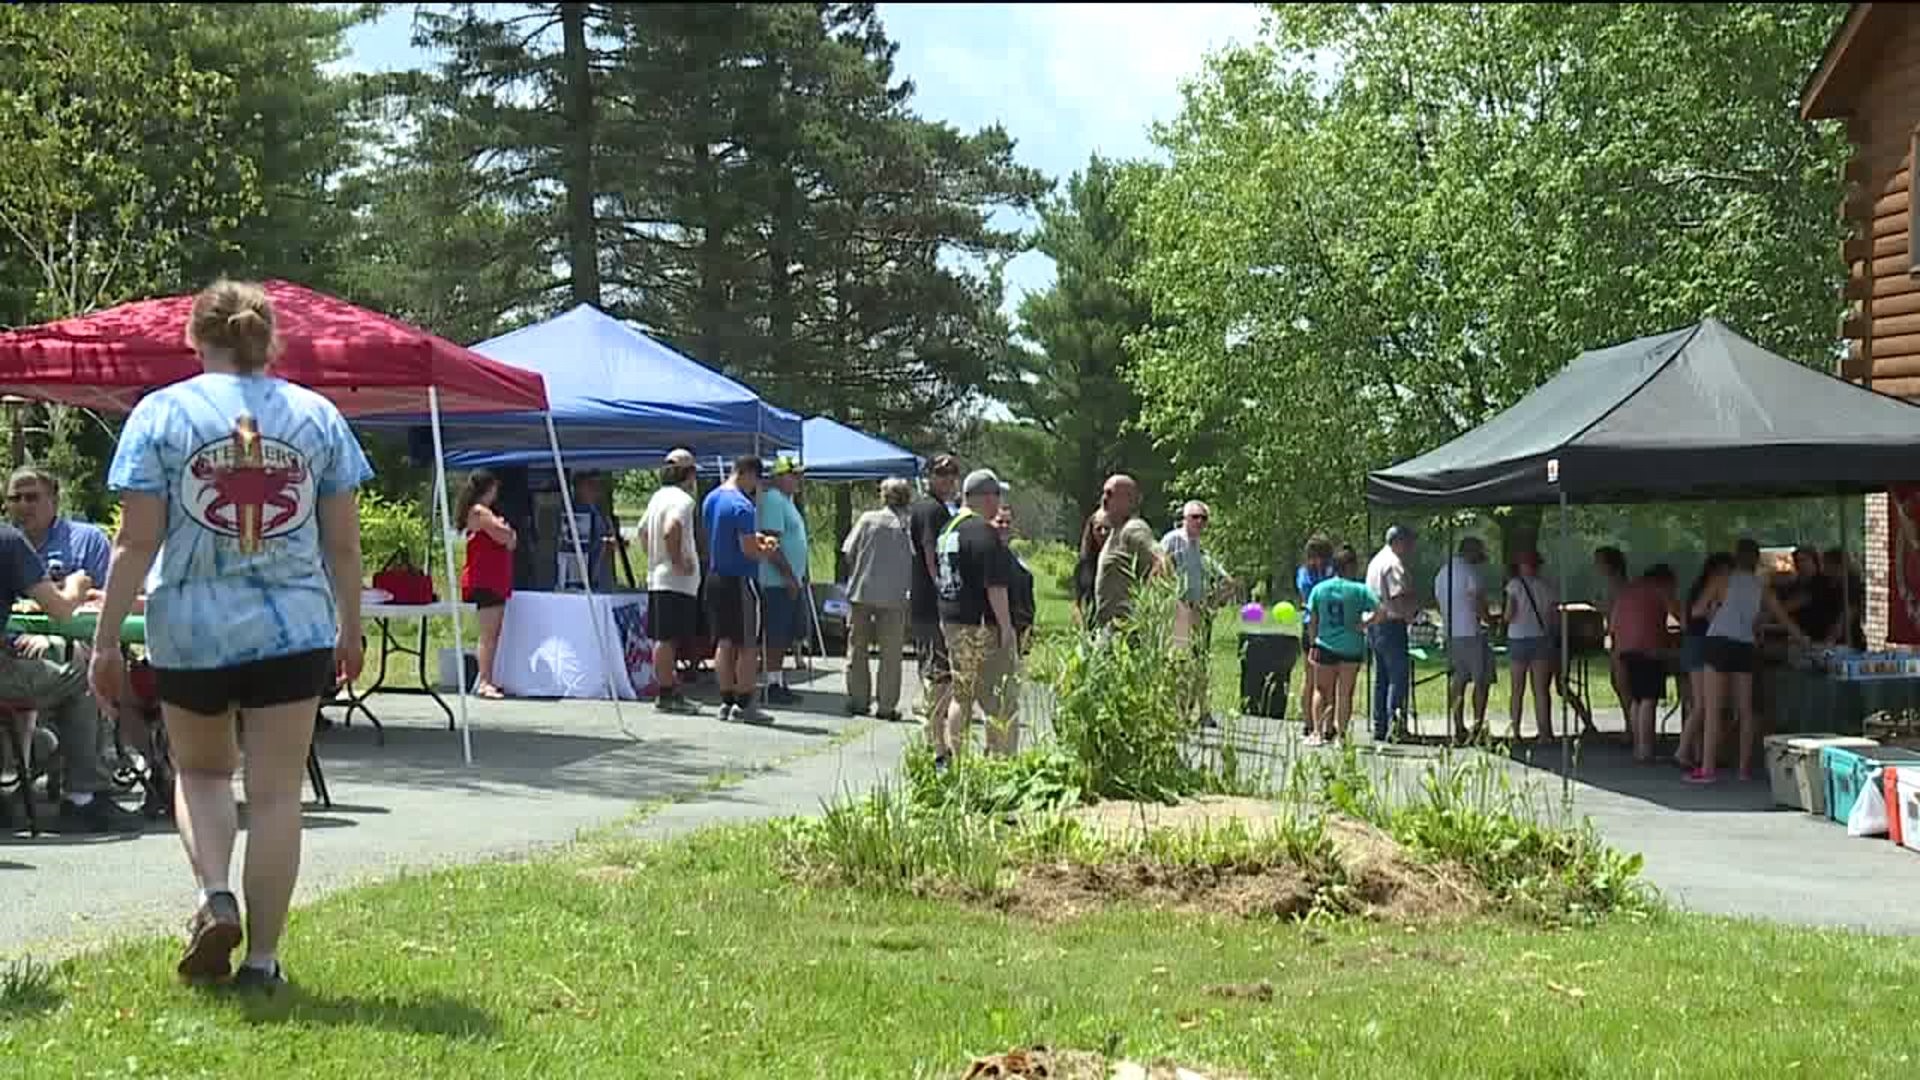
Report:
1702,636,1756,675
154,649,337,716
1312,644,1364,667
704,575,761,646
647,589,699,646
1621,651,1667,703
912,621,951,684
464,587,508,610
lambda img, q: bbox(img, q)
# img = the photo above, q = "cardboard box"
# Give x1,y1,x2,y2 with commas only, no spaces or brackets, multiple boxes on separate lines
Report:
1765,734,1877,815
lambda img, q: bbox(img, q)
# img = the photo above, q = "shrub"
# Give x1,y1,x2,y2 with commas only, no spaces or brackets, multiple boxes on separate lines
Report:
359,489,431,573
1038,574,1213,803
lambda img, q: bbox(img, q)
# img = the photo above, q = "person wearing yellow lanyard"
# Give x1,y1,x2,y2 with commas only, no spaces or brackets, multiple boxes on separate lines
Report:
932,469,1018,769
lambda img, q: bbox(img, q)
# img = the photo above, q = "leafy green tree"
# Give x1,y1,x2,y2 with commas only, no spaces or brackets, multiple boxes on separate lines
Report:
1005,154,1167,526
1129,2,1849,573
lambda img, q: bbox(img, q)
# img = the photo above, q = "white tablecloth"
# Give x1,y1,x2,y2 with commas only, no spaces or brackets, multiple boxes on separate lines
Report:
494,591,653,700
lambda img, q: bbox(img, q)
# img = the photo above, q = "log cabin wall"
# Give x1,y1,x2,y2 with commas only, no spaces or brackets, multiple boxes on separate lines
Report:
1804,3,1920,647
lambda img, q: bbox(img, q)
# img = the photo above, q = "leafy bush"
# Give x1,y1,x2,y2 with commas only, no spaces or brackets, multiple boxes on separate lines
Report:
359,489,432,574
903,742,1083,817
1037,574,1214,803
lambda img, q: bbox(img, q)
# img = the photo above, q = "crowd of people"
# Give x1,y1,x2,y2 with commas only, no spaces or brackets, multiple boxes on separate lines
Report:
1295,523,1865,785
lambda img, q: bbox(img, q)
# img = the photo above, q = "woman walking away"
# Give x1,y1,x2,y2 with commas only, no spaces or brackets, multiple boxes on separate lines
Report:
456,470,516,699
1071,510,1110,627
1676,552,1732,770
90,279,373,993
1689,538,1808,784
1504,551,1561,743
1304,546,1376,746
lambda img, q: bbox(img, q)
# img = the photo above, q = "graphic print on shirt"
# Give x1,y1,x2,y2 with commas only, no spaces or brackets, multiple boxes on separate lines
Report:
181,413,316,554
1323,596,1346,632
935,509,974,603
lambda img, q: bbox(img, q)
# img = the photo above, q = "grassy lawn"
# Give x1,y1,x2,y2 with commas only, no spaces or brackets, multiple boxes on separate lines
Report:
2,824,1909,1079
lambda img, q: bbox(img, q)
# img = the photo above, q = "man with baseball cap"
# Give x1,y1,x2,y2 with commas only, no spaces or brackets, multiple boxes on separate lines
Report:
638,449,701,713
934,468,1019,766
757,454,810,704
1366,523,1419,742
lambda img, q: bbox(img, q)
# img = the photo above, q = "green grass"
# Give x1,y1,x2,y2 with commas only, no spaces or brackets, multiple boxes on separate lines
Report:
1,825,1910,1079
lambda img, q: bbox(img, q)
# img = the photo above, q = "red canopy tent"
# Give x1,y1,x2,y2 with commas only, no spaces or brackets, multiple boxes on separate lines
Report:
0,281,565,764
0,280,547,417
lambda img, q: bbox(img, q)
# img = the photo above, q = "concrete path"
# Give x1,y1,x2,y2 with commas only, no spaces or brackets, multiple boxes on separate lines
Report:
0,660,918,959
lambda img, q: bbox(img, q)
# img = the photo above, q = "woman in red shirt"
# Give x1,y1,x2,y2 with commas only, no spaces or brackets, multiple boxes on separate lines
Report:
454,471,515,698
1610,564,1681,763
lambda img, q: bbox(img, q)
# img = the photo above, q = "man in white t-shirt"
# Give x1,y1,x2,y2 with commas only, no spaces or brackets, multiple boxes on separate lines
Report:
638,448,703,713
1433,536,1493,740
1365,524,1418,742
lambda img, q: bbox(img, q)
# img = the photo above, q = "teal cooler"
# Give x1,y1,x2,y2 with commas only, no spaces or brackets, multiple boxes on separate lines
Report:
1821,746,1920,825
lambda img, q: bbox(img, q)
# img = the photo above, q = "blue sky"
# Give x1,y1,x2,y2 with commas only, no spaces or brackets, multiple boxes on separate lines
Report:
339,3,1271,313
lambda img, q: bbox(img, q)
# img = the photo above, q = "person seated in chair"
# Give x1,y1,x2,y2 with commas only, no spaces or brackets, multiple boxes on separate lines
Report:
0,522,140,832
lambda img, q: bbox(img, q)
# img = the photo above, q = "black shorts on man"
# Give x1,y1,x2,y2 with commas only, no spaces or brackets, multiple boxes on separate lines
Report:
705,575,761,647
647,589,699,647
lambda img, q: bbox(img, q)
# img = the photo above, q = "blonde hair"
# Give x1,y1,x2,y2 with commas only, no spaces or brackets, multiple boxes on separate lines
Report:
188,279,279,373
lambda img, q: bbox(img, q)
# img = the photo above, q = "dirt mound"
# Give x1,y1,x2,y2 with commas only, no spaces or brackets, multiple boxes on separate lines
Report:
998,797,1481,923
962,1045,1250,1079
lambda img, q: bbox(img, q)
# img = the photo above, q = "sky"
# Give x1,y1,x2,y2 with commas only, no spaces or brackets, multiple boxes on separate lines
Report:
338,3,1272,312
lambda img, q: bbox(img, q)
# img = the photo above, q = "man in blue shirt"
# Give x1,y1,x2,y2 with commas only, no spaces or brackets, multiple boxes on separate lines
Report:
702,455,775,723
757,455,810,705
8,467,111,584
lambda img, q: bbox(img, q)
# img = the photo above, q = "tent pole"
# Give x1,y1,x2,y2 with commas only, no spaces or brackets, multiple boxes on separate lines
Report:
1559,489,1571,779
1840,495,1852,647
546,413,630,715
428,388,474,766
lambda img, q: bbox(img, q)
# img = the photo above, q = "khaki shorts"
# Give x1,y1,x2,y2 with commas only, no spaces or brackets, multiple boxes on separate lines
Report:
1447,636,1496,687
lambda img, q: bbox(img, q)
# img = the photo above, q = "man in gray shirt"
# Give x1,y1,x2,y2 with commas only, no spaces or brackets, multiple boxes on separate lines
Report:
841,477,915,721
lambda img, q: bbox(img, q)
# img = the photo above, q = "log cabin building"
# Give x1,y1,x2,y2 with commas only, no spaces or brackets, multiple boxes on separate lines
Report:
1802,1,1919,645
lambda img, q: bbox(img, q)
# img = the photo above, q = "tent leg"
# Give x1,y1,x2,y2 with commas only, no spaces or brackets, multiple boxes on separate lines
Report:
546,414,630,718
1558,490,1571,780
428,388,474,766
1840,496,1853,646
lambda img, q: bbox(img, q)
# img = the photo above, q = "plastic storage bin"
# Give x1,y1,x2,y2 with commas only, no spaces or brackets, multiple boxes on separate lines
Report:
1895,771,1920,855
1766,734,1878,815
1821,745,1920,826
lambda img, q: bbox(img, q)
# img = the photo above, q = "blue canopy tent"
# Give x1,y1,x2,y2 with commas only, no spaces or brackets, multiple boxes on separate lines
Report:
802,416,921,481
369,303,801,470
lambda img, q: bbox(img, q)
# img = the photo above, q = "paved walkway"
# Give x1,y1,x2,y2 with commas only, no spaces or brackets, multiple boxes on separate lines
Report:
0,661,917,959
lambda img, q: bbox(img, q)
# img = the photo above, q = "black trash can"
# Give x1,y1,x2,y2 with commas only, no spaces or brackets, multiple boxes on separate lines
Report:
1239,631,1300,720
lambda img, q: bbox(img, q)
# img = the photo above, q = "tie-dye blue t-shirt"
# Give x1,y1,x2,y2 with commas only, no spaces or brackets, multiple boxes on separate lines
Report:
107,373,374,670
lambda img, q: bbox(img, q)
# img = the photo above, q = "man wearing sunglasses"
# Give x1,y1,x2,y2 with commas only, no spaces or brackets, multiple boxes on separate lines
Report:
7,467,110,587
1162,500,1228,723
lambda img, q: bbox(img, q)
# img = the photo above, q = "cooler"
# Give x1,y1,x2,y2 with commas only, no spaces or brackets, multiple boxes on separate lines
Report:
1820,745,1920,826
1895,770,1920,855
1238,631,1299,720
1765,734,1878,815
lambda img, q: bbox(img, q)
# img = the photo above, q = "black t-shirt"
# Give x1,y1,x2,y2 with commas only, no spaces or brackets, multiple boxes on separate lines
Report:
0,525,48,610
908,496,951,623
1800,575,1844,642
935,511,1012,626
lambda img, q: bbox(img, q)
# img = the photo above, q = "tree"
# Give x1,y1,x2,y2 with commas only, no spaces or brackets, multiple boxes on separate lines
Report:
1128,3,1850,574
1005,154,1167,526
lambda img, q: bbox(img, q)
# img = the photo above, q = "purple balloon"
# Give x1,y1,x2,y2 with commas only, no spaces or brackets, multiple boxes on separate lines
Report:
1241,602,1266,624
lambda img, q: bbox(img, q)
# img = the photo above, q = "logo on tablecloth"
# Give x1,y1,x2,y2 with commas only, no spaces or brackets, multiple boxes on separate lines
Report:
183,415,315,553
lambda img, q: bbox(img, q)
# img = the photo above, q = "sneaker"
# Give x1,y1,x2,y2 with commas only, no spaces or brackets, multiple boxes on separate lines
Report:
59,796,144,835
765,684,802,706
718,703,739,724
230,962,289,995
738,701,775,726
178,891,243,981
1303,734,1325,748
933,753,951,775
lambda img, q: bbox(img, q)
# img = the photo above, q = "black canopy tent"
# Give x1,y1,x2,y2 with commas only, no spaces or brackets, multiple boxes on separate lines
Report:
1364,319,1920,766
